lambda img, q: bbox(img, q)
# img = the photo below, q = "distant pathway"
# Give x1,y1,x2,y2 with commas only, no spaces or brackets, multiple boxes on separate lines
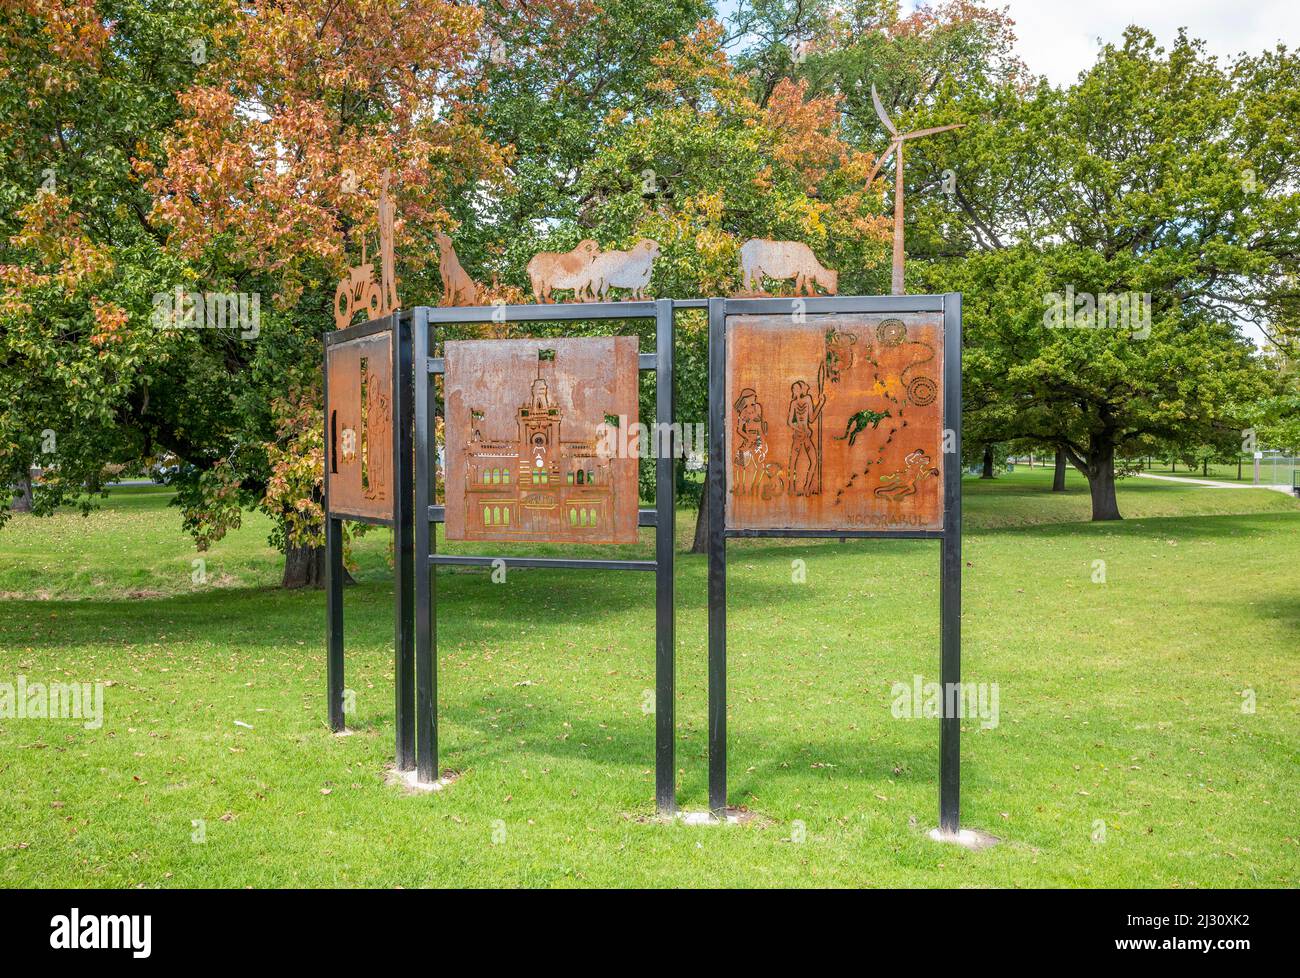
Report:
1136,472,1296,496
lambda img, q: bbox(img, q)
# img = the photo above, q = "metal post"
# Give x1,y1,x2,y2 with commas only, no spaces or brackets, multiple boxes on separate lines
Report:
393,312,415,771
324,338,345,733
939,293,963,833
414,308,437,784
892,141,906,295
654,299,676,813
707,298,728,813
326,516,345,731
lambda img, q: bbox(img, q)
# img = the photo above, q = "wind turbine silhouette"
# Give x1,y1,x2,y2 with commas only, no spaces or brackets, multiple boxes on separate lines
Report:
865,84,964,295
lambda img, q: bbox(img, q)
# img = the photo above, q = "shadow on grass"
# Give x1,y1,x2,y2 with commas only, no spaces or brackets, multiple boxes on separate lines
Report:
434,680,944,807
970,511,1300,540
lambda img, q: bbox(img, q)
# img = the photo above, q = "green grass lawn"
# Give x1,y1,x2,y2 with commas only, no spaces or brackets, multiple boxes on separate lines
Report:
1,469,1297,887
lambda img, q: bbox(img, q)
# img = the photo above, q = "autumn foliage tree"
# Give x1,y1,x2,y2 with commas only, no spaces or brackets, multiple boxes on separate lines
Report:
0,0,215,521
560,21,893,547
150,0,584,585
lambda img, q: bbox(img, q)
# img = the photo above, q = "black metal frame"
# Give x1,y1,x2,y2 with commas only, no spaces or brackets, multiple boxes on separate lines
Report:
325,312,414,769
412,300,678,812
326,293,962,828
705,294,963,833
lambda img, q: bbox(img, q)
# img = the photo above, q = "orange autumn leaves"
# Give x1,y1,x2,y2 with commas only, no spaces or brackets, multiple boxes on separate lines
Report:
764,77,850,192
639,22,891,278
0,0,110,96
151,0,582,308
0,192,126,348
762,77,892,246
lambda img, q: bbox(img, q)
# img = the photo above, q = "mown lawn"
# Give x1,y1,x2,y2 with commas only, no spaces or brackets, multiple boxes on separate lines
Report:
1,469,1297,887
1135,459,1298,486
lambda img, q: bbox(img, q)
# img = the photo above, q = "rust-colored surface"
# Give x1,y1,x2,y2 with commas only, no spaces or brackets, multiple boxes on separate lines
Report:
325,331,394,520
525,240,601,303
737,239,838,296
588,239,660,300
444,337,640,543
435,231,479,306
726,313,944,531
522,239,662,303
333,169,400,328
866,85,964,295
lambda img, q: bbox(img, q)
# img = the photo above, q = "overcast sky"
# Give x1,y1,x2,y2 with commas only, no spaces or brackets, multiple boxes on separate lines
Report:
951,0,1299,85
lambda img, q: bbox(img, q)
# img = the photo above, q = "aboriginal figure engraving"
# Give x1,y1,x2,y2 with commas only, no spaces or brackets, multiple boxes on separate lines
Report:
733,389,784,499
787,380,826,496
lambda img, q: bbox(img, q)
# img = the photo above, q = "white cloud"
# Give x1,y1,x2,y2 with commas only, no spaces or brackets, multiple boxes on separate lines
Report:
979,0,1298,85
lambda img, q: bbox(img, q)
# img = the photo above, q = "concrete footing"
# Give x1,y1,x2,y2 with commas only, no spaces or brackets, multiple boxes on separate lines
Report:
389,767,458,794
675,810,741,826
927,827,999,850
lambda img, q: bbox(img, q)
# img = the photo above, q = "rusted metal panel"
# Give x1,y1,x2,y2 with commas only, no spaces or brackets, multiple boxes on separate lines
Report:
443,336,641,543
325,330,395,521
725,312,945,531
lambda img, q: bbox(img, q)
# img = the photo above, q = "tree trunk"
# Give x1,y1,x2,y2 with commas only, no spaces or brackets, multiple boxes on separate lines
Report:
1203,458,1209,477
690,500,708,555
1238,457,1242,480
1052,448,1067,492
1079,441,1121,521
1064,439,1122,520
10,473,33,513
282,539,326,588
1087,464,1121,520
980,444,995,478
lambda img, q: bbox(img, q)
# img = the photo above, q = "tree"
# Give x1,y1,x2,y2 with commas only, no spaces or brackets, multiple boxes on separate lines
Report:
928,29,1297,519
150,0,586,585
943,244,1269,519
464,0,710,282
1250,345,1300,454
733,0,1027,293
0,0,221,525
